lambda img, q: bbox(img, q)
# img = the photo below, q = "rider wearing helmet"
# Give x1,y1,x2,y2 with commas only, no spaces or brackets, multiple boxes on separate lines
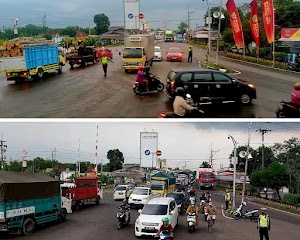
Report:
155,217,174,239
136,65,149,91
186,199,199,225
291,83,300,106
120,199,130,223
173,87,196,117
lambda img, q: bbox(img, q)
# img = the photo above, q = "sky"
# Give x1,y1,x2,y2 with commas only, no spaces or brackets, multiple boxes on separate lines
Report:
1,121,300,171
0,0,248,31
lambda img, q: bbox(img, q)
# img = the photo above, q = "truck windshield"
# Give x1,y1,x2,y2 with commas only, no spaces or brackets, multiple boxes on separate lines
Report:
123,48,142,58
151,184,164,190
142,204,168,215
132,188,148,195
200,174,214,178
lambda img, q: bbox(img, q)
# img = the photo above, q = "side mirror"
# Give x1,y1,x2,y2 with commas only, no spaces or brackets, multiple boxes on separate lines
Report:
138,209,142,214
170,210,176,215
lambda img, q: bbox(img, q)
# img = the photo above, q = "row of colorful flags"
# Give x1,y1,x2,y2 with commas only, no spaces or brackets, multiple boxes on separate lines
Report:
226,0,275,51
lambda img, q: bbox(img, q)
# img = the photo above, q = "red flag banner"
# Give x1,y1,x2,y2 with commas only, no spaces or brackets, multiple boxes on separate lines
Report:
262,0,274,43
250,0,260,49
226,0,244,49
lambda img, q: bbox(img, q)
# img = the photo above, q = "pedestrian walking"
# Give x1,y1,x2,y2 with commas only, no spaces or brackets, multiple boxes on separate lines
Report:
257,208,270,240
188,46,193,62
100,53,114,77
225,189,231,210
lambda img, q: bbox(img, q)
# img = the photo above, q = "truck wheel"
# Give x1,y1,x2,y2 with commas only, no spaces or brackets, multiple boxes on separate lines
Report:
58,64,63,74
59,209,67,222
22,218,35,235
37,68,44,78
96,196,100,205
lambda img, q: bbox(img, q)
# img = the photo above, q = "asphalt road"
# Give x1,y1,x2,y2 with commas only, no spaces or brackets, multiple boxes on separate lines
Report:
1,189,299,240
0,42,299,118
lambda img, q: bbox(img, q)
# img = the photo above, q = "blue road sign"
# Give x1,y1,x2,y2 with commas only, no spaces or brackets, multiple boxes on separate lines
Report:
145,150,150,156
128,13,133,19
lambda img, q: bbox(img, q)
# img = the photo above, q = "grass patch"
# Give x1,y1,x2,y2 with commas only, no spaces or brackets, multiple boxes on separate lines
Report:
103,184,114,190
251,199,300,215
202,62,237,74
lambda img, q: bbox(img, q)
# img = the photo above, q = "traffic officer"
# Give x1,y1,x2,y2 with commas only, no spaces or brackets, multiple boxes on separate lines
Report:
188,46,193,62
100,53,113,77
257,208,270,240
225,189,231,210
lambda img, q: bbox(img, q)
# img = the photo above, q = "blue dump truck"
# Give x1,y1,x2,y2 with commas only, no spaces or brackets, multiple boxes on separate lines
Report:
0,44,65,81
0,172,72,235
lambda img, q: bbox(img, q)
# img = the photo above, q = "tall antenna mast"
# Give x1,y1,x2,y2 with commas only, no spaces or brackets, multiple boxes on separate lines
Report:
94,125,99,174
77,138,81,177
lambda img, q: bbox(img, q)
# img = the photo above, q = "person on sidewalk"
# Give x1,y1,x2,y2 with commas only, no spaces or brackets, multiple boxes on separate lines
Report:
100,53,114,77
188,46,193,62
257,208,271,240
225,189,231,210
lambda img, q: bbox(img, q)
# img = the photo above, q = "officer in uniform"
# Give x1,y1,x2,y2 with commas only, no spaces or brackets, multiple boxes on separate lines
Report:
100,53,113,77
188,46,193,62
257,207,270,240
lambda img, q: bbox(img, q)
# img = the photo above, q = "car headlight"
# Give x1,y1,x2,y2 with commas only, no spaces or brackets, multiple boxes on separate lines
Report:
123,63,128,66
248,84,255,88
136,218,141,225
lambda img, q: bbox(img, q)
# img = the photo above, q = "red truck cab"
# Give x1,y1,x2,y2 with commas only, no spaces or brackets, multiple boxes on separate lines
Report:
198,169,215,190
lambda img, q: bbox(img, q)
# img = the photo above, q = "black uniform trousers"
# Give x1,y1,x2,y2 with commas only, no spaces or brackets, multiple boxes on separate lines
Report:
259,227,269,240
102,64,108,76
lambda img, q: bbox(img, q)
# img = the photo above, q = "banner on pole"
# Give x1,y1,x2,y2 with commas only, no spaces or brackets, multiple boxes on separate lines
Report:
124,0,140,30
140,132,158,168
226,0,245,49
262,0,274,44
250,0,260,53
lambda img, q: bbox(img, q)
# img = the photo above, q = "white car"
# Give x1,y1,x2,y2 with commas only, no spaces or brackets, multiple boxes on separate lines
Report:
135,197,179,237
128,187,155,208
154,46,162,61
113,185,129,200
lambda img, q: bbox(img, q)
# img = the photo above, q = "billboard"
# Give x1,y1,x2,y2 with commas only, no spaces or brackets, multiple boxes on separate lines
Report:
140,132,158,168
124,0,140,30
281,28,300,39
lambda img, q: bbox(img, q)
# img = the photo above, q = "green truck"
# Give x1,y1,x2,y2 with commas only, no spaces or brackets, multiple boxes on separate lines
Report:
0,172,72,235
164,30,174,42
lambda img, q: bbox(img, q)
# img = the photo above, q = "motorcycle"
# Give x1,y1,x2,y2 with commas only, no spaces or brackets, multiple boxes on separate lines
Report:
276,101,300,118
133,69,164,95
187,212,196,233
160,94,204,118
116,206,130,229
155,231,173,240
233,202,259,221
200,200,206,213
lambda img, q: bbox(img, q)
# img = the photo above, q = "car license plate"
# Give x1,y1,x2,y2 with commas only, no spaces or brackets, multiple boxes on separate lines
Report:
119,193,123,195
172,57,177,59
145,227,155,230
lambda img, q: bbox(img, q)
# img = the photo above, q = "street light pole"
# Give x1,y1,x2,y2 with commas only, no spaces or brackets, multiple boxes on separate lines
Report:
228,135,237,209
241,122,252,203
204,0,211,56
216,0,222,65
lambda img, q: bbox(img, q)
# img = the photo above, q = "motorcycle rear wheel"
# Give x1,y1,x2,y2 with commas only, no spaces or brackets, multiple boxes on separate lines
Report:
276,109,286,118
156,82,165,92
133,86,142,95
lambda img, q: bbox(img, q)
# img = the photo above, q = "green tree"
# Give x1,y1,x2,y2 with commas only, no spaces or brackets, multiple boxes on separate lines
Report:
8,160,22,172
107,149,124,172
200,161,211,168
178,22,188,33
94,13,110,34
251,162,289,199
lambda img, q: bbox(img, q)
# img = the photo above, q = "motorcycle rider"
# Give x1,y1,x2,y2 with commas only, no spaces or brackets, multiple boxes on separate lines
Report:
291,82,300,106
155,217,174,239
120,199,130,224
206,202,217,228
199,193,207,212
173,87,196,117
186,199,199,225
205,191,212,202
136,66,149,91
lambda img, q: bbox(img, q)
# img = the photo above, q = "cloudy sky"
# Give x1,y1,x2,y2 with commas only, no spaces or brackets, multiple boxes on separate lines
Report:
0,0,248,30
1,121,299,170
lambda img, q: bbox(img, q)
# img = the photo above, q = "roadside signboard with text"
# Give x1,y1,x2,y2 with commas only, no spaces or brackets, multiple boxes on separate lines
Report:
140,132,158,168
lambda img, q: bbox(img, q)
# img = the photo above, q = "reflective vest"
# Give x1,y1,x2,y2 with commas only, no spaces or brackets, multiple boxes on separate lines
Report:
259,215,269,228
102,57,108,64
225,192,231,201
189,48,192,52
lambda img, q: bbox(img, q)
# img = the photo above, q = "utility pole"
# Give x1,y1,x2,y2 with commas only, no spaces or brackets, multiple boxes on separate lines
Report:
13,18,18,38
42,14,46,33
89,23,91,36
51,147,56,170
0,136,7,171
242,122,252,204
209,143,219,168
256,128,271,169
